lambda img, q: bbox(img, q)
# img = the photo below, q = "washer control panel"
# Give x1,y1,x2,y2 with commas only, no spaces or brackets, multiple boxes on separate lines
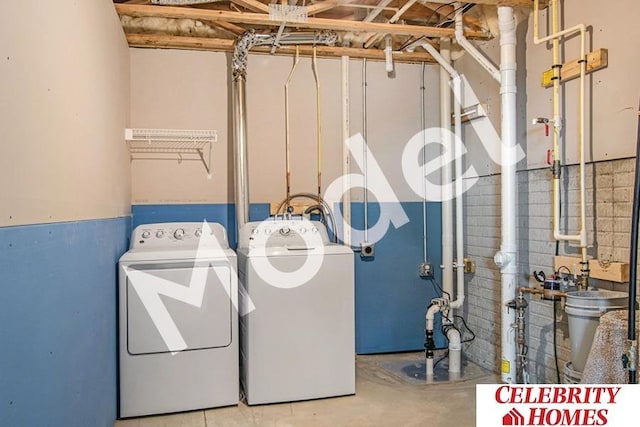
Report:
131,222,229,249
238,219,329,249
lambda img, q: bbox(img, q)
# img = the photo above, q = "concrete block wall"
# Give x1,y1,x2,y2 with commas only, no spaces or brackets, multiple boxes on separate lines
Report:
463,158,635,383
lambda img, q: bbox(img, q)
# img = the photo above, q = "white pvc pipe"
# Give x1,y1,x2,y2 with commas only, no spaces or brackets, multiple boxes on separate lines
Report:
496,5,518,385
384,35,394,73
452,74,465,311
426,304,442,377
421,41,465,377
446,326,462,375
420,41,465,311
454,5,501,84
438,38,454,301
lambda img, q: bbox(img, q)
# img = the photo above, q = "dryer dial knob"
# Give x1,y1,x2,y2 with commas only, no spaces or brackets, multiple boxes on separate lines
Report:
141,231,151,239
195,229,202,237
155,230,164,238
174,228,185,240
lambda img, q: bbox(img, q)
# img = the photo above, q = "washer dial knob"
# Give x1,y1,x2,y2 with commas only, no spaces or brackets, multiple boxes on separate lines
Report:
141,231,151,239
195,228,202,237
279,226,291,236
156,230,164,238
174,228,185,240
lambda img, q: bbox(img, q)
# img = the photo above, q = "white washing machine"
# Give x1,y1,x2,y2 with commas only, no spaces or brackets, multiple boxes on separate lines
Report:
118,222,238,418
237,218,355,405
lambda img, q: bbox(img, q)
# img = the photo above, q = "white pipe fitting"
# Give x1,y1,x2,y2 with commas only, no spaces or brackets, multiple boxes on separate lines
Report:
446,326,462,374
454,3,501,84
425,303,442,377
384,35,394,73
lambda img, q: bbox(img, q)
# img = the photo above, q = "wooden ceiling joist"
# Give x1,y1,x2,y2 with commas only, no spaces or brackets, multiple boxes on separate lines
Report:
125,33,437,63
229,0,269,13
115,3,490,39
426,0,534,5
306,0,357,16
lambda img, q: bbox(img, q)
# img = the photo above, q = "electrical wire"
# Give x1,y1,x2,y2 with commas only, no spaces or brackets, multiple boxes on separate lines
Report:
435,3,475,28
427,276,451,301
553,187,562,383
424,1,456,25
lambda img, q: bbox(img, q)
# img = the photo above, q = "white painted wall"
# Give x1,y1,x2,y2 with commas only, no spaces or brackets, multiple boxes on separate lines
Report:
456,0,640,174
0,0,131,226
129,49,442,205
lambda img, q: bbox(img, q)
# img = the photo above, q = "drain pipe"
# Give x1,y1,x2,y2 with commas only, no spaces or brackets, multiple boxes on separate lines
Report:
419,41,465,312
438,38,454,304
414,39,464,375
454,6,501,84
425,303,441,377
495,5,518,385
454,3,518,383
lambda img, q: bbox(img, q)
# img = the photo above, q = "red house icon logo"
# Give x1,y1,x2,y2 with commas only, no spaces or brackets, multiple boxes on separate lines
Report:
503,408,526,425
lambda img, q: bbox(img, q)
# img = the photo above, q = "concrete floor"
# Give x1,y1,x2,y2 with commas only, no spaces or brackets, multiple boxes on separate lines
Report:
114,352,500,427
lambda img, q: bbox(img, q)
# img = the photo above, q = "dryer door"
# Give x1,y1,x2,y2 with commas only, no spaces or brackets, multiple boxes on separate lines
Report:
125,261,233,355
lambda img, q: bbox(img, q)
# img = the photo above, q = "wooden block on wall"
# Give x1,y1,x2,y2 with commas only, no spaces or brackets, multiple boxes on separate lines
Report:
589,260,630,283
541,48,608,88
554,255,630,283
553,255,584,275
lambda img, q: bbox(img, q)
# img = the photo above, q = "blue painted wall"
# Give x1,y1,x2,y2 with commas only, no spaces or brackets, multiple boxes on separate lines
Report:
132,202,443,354
349,202,445,354
0,217,129,427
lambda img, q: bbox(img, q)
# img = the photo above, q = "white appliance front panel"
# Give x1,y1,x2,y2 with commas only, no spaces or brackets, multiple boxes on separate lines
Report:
126,262,232,354
241,251,355,404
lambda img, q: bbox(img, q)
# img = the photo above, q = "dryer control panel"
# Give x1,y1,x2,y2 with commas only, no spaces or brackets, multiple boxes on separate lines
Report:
238,219,330,249
130,222,229,250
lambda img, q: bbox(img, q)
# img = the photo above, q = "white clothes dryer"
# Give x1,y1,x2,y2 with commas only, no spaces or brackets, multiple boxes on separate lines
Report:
118,222,238,418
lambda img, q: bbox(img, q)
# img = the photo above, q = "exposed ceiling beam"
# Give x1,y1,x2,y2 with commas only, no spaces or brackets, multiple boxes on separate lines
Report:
124,33,437,63
211,20,246,35
306,0,357,16
229,0,269,13
115,4,491,38
426,0,535,5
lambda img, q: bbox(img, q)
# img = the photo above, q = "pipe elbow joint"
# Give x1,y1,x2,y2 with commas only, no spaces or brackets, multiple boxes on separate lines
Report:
445,325,462,351
494,251,514,269
426,303,442,321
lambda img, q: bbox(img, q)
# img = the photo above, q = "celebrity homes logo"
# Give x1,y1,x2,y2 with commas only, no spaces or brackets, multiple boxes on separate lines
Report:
476,385,640,427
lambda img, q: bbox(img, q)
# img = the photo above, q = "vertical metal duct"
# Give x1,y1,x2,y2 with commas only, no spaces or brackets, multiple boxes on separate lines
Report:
231,31,338,231
231,32,259,230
